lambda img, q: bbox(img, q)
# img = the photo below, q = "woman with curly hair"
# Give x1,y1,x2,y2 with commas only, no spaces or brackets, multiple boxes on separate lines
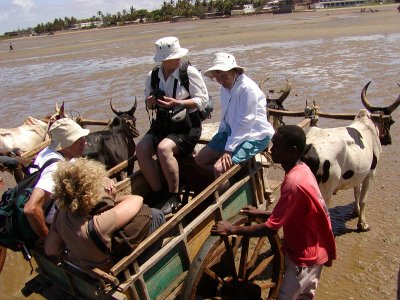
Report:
44,158,164,270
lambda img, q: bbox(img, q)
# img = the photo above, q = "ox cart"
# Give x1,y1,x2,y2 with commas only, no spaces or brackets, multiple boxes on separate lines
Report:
7,80,399,299
23,142,285,300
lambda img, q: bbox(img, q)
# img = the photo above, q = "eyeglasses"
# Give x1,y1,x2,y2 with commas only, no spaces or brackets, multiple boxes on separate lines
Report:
211,70,230,82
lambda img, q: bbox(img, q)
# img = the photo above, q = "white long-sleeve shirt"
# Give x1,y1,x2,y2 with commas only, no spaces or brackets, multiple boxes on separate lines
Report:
144,64,209,113
219,74,274,152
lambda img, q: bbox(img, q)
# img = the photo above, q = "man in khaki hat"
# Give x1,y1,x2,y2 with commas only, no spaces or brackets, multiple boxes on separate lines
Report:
24,118,90,240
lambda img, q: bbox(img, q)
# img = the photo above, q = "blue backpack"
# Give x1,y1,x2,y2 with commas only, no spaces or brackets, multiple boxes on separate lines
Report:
0,158,59,253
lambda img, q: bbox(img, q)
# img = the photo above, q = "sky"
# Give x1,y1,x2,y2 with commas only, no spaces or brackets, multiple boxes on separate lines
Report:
0,0,166,35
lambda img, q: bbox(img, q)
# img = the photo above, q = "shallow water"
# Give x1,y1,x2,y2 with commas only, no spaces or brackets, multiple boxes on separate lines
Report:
1,6,400,299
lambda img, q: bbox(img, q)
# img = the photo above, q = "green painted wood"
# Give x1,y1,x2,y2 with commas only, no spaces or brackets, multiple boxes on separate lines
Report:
35,254,101,299
222,182,253,221
35,256,74,294
143,243,189,300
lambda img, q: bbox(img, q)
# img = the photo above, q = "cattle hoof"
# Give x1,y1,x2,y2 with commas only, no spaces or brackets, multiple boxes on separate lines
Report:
357,223,371,232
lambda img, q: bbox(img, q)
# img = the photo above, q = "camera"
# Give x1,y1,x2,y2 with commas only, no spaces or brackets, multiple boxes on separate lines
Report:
150,88,166,101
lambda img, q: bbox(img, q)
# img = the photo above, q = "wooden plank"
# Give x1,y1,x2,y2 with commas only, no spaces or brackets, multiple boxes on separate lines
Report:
106,155,136,178
268,108,391,121
296,118,311,128
110,164,244,275
41,117,111,127
21,140,50,159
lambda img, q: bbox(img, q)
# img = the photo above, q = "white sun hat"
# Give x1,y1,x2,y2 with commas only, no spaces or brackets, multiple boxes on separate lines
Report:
153,36,189,62
204,52,245,78
48,118,90,151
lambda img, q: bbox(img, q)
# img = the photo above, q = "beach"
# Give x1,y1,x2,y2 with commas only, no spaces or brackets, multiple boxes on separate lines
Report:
1,4,400,299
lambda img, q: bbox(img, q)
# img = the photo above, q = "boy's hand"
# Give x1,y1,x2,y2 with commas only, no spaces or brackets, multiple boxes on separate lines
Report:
240,206,270,222
211,221,233,236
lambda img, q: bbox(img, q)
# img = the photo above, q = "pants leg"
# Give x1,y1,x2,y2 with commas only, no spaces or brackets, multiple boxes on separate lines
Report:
138,208,165,264
278,257,323,300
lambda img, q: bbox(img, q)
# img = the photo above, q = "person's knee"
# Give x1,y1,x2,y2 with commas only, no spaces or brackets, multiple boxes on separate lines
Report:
136,138,152,159
213,161,224,177
148,208,166,234
157,143,174,160
153,208,166,227
195,150,206,167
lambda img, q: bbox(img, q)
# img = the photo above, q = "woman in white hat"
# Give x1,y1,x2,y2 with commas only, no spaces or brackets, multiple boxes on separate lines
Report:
136,36,209,215
196,52,274,187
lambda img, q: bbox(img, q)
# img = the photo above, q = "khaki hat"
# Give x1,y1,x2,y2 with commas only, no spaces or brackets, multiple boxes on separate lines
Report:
204,52,245,78
154,36,188,62
48,118,89,151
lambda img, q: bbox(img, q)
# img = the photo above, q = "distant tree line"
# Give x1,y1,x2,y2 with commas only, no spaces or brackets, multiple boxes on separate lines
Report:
31,0,270,34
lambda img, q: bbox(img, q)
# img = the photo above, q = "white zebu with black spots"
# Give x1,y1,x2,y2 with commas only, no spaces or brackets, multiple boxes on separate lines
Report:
302,82,400,231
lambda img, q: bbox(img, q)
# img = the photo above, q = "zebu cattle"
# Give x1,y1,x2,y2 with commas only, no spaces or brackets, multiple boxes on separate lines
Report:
0,117,48,152
83,99,139,181
302,82,400,231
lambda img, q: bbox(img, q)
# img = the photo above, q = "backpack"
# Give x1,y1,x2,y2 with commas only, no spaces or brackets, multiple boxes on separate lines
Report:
0,158,60,253
151,61,214,121
88,197,152,260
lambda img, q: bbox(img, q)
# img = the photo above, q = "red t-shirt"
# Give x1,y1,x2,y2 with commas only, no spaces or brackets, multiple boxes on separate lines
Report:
266,162,337,267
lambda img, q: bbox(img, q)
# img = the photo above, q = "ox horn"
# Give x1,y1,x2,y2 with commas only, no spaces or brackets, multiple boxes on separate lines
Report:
127,97,137,116
276,76,291,105
361,81,400,114
110,98,122,116
361,81,377,112
260,76,291,105
110,98,138,116
385,87,400,114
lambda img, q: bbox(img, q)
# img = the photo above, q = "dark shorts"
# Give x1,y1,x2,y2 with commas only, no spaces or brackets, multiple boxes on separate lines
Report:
147,112,202,156
147,129,201,156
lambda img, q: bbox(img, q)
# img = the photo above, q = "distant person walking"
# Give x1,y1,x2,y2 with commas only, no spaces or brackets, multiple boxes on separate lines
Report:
9,42,14,52
397,4,400,13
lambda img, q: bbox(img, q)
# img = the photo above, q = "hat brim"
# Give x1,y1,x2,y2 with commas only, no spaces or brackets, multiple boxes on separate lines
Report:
48,128,90,151
154,48,188,62
204,65,245,78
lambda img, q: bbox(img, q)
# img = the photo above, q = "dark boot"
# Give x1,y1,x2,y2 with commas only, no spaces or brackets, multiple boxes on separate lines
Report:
145,190,166,207
160,193,182,215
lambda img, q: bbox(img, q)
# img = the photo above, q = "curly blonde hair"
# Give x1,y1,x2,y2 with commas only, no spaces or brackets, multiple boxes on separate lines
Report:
53,158,107,215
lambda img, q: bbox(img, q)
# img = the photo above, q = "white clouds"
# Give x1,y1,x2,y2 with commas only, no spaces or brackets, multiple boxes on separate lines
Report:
0,0,165,34
13,0,36,10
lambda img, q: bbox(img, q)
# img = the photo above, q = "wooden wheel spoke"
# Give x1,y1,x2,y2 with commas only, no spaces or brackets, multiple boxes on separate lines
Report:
204,267,225,285
247,254,274,281
207,242,228,267
182,216,284,300
259,282,277,289
222,236,238,281
246,236,267,271
231,235,242,255
238,237,250,278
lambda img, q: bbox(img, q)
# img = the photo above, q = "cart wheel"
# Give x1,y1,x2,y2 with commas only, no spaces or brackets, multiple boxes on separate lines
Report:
181,215,283,300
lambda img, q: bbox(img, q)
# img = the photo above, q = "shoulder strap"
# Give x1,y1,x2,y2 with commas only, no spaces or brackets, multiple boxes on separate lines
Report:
87,218,110,254
151,65,160,90
39,158,61,172
179,61,191,95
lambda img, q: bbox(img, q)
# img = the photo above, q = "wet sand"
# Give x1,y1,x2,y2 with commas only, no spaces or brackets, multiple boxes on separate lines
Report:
1,4,400,299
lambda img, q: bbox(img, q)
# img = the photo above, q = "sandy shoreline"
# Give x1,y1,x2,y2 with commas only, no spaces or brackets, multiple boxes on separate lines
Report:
1,5,400,299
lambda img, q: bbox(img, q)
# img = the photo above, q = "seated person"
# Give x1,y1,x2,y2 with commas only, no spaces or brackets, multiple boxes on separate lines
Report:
44,158,165,270
24,118,90,240
196,53,274,190
136,36,209,215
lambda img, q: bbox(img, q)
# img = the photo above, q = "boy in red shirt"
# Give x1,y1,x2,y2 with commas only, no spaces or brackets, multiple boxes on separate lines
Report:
211,125,336,300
